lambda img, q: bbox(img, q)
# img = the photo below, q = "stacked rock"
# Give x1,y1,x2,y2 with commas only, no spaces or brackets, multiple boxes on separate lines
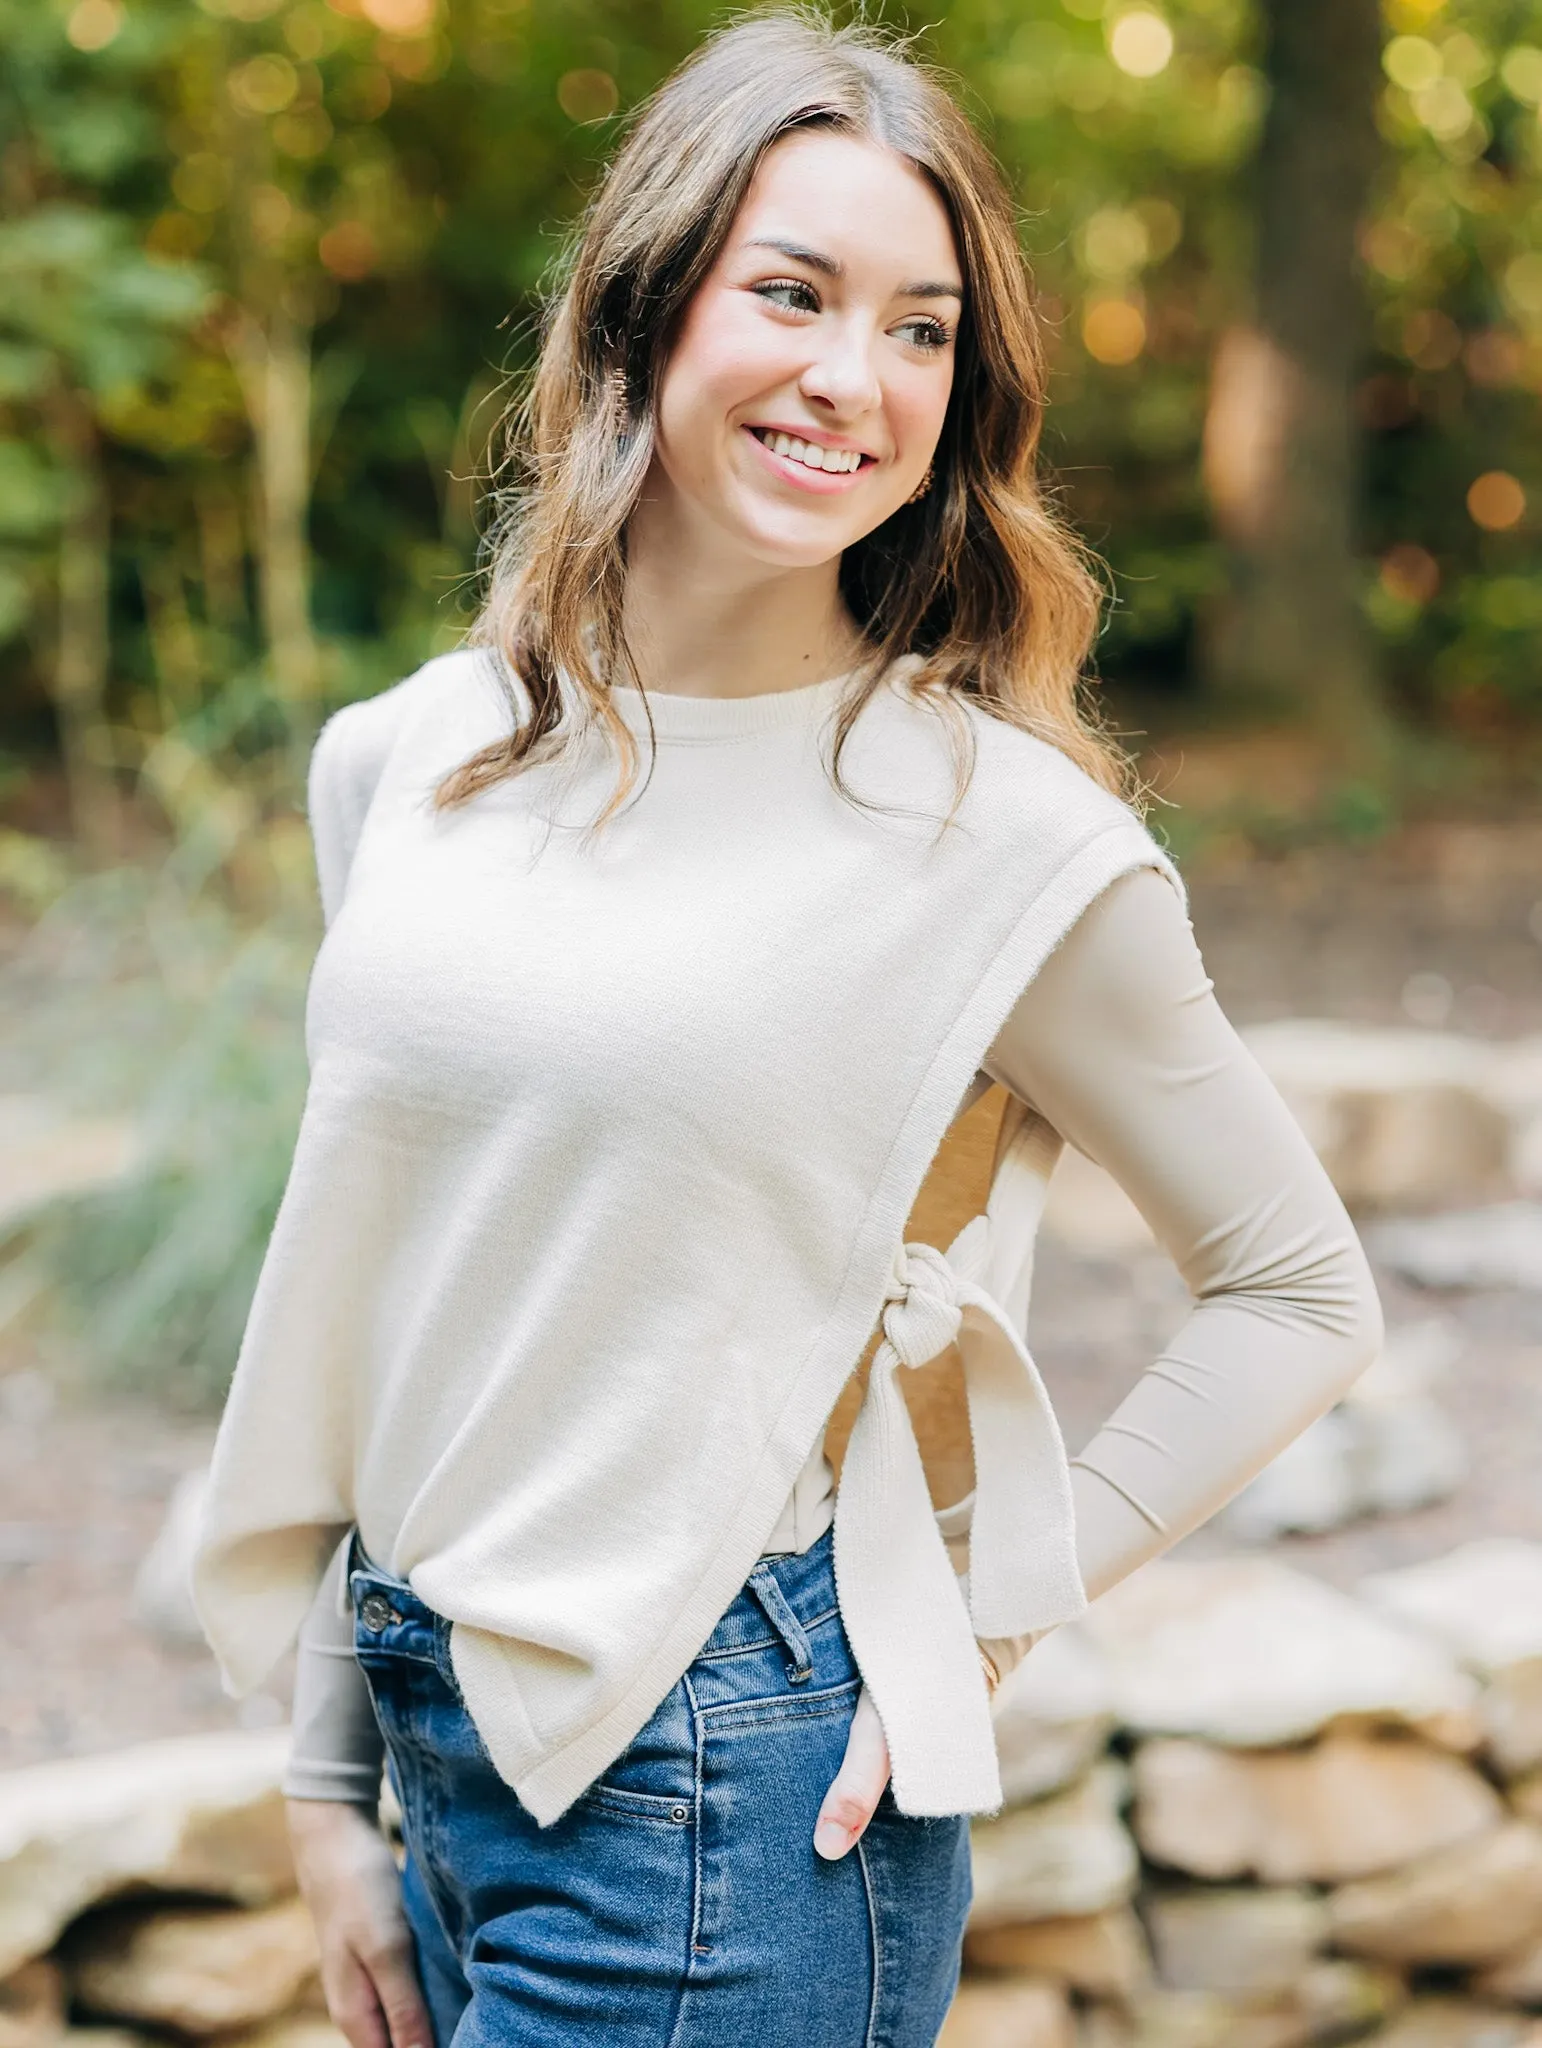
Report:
0,1730,340,2048
945,1540,1542,2048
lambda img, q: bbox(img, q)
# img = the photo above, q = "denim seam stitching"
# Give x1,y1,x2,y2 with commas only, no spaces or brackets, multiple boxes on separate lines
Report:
662,1670,707,2048
856,1835,881,2048
422,1668,468,1955
697,1675,858,1710
696,1681,861,1732
358,1643,465,1966
692,1635,782,1662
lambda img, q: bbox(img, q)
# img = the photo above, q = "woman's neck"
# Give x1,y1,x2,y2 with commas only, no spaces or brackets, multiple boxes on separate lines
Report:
620,497,867,702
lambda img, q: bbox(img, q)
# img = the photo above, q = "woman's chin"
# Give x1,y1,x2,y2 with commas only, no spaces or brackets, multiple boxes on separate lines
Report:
725,496,873,571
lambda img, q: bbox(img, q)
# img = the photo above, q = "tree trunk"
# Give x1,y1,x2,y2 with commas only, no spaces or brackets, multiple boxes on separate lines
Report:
227,303,321,720
1203,0,1388,763
193,478,249,641
140,548,204,725
46,389,116,858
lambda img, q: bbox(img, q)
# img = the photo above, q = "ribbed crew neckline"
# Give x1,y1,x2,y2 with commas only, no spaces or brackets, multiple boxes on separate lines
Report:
604,666,862,744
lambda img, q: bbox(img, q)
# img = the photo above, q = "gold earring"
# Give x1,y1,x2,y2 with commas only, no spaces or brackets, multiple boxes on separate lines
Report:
605,367,628,428
906,461,934,505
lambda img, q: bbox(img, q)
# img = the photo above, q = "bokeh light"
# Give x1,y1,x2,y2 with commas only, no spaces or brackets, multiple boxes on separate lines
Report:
65,0,122,51
1500,44,1542,104
557,70,620,123
1402,308,1463,370
360,0,437,32
1467,471,1527,531
1083,297,1147,365
227,54,300,117
1108,10,1174,79
1079,208,1152,280
1503,254,1542,321
1412,76,1475,140
318,221,378,281
1379,543,1441,605
1383,36,1442,92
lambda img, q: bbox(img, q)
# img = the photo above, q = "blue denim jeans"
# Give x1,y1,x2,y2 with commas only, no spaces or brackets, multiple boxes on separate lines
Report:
349,1528,971,2047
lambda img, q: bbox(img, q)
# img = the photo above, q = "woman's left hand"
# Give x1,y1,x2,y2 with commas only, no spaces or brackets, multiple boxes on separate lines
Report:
813,1685,891,1860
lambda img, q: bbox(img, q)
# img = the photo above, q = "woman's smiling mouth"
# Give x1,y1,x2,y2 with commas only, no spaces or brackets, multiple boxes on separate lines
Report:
744,424,878,491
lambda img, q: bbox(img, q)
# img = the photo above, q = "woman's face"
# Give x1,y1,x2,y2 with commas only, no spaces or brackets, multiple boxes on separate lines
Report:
649,128,964,572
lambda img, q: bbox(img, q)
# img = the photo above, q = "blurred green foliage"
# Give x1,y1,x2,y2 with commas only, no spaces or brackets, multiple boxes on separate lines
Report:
3,0,1542,786
0,776,320,1403
2,874,314,1407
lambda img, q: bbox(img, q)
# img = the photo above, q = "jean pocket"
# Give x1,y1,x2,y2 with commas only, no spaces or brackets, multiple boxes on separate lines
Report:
701,1672,862,1734
574,1677,697,1818
576,1781,697,1827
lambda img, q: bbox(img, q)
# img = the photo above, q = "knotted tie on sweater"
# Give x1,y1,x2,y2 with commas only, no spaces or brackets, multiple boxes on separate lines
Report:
834,1101,1089,1815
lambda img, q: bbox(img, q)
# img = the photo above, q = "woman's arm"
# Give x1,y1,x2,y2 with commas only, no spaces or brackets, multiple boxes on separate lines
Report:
284,1539,385,1808
283,701,434,2048
982,863,1382,1617
281,681,407,1806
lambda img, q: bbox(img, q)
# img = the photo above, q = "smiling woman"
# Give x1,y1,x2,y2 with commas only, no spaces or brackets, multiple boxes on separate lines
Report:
438,8,1123,828
645,130,962,576
190,12,1381,2048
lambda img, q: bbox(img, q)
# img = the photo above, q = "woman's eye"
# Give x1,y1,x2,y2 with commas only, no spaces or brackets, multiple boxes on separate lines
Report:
896,316,952,354
755,278,820,314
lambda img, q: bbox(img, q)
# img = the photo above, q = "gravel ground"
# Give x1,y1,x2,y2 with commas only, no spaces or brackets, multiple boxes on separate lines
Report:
3,822,1542,1772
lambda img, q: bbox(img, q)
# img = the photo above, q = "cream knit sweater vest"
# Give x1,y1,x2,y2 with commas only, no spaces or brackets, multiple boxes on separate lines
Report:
192,648,1179,1823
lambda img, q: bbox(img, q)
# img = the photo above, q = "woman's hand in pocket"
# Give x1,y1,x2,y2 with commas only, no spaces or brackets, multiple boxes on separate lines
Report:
813,1685,890,1860
287,1800,432,2048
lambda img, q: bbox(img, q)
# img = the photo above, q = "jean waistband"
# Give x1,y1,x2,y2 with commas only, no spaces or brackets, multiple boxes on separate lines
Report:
347,1529,418,1607
346,1524,840,1664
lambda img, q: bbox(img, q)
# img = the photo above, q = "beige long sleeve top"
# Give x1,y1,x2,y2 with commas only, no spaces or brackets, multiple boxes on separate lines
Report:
283,862,1381,1804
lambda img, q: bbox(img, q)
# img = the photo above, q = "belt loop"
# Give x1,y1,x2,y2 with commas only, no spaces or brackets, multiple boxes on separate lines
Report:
747,1563,813,1684
344,1526,365,1613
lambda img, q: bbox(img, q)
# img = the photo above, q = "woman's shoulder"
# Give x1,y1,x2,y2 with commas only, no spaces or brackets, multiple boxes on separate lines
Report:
927,686,1144,835
914,684,1182,906
310,647,507,813
305,649,508,924
314,647,493,776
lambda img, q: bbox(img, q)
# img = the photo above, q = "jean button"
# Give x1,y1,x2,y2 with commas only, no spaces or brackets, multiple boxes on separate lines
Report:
360,1592,399,1633
670,1803,690,1825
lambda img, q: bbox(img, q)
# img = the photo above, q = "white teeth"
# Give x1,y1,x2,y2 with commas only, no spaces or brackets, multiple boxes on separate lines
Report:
760,430,860,474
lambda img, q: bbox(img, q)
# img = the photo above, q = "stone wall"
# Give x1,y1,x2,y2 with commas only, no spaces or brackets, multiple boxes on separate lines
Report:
0,1728,330,2048
7,1542,1542,2048
945,1539,1542,2048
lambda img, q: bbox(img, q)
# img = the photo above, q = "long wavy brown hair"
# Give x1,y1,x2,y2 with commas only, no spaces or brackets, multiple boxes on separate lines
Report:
440,7,1131,826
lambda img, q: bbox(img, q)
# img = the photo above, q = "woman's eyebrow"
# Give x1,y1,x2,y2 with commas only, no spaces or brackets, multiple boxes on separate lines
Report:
744,235,964,303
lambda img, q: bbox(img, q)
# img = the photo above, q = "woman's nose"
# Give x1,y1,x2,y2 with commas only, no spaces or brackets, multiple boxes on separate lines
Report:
799,323,882,418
